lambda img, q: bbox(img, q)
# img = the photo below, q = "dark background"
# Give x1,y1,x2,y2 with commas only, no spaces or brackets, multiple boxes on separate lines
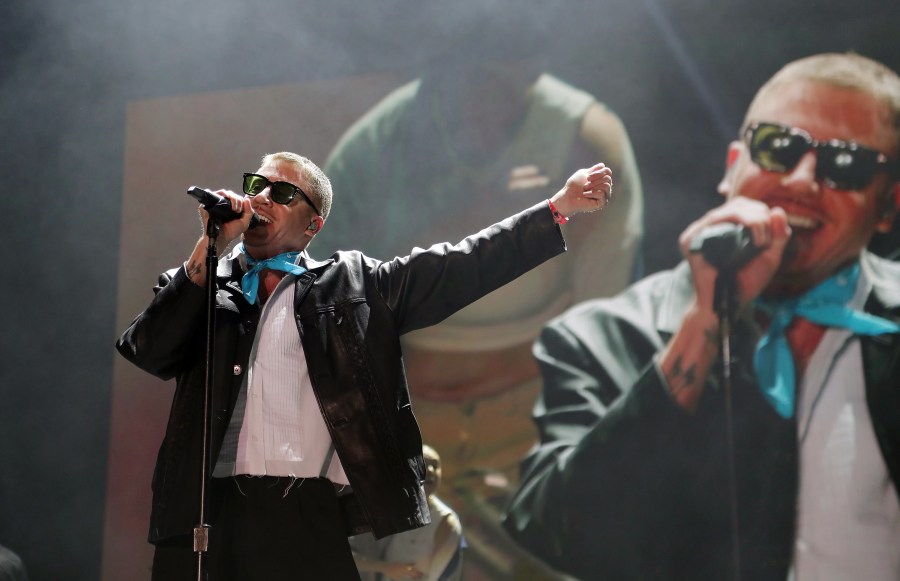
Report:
1,0,898,579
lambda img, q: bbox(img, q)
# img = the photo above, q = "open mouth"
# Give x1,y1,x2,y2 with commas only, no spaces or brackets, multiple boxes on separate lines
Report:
246,213,269,230
256,214,272,224
785,213,821,231
765,198,824,232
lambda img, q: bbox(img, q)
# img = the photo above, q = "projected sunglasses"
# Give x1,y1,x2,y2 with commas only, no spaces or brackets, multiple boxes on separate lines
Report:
743,121,897,191
242,173,320,215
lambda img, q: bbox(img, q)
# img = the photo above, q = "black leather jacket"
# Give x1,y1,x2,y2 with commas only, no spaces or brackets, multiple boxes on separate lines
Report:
117,201,565,544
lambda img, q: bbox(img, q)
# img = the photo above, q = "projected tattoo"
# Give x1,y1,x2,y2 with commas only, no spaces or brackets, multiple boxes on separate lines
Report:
703,326,720,346
668,355,698,397
186,261,203,278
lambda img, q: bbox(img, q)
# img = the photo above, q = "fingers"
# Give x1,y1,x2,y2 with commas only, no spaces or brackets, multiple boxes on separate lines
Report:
680,197,794,310
583,163,613,205
214,189,247,214
553,162,614,217
195,189,246,211
196,189,253,244
680,197,780,256
768,206,791,243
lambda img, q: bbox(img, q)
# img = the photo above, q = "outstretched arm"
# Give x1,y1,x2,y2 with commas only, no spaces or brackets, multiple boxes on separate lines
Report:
372,163,615,334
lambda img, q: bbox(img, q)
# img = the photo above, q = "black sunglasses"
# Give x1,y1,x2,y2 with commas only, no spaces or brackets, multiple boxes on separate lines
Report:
242,173,320,215
743,121,897,191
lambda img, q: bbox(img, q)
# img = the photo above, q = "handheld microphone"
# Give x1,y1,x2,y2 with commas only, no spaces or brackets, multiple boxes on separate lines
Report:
187,187,260,229
689,223,760,271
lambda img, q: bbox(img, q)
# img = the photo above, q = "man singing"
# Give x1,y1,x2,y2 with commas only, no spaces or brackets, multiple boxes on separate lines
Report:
117,151,612,580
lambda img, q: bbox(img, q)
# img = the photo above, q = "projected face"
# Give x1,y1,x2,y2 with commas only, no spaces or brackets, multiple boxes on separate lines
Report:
422,59,544,160
721,80,897,289
243,159,321,259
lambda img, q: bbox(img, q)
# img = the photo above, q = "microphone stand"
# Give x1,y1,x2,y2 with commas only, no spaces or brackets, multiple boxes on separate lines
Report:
690,222,759,581
713,269,741,581
194,216,221,581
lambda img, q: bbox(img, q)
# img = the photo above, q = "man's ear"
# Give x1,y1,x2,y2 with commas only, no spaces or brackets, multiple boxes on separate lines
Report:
717,141,742,198
876,182,900,233
306,215,324,236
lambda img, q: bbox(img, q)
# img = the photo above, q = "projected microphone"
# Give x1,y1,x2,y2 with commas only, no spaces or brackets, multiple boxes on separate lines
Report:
689,223,761,271
187,187,260,229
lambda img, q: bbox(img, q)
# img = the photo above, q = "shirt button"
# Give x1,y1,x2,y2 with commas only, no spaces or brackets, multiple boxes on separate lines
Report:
233,365,242,375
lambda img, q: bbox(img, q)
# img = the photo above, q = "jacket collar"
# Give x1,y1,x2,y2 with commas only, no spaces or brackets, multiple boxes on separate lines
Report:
858,252,900,505
215,246,335,277
215,245,246,300
861,250,900,312
301,254,334,272
213,245,335,302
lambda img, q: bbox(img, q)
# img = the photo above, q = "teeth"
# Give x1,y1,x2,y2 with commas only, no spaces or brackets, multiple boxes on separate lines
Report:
786,214,819,229
257,215,271,223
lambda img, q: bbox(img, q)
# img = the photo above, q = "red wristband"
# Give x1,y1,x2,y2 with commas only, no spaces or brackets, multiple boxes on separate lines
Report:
547,199,569,225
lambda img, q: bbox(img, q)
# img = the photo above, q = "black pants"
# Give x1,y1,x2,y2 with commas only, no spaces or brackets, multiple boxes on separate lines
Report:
151,476,361,581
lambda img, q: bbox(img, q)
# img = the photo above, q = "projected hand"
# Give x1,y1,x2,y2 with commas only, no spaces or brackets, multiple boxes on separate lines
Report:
679,197,791,314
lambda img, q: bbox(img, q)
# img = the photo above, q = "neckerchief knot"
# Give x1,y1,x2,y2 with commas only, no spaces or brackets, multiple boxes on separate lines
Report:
754,262,900,418
239,243,307,304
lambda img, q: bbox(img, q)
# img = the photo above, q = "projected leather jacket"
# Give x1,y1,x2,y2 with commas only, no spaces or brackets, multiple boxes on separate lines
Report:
117,201,565,544
504,252,900,580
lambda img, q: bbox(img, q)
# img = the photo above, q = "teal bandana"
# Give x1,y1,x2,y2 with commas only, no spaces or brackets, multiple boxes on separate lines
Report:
239,243,306,305
754,262,900,418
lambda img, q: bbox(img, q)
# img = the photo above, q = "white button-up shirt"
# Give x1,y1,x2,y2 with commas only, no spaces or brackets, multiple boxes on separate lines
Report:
213,257,349,484
791,266,900,580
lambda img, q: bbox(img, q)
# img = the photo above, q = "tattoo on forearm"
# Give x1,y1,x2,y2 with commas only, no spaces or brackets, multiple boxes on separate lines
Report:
668,355,698,396
703,325,720,346
186,261,203,278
